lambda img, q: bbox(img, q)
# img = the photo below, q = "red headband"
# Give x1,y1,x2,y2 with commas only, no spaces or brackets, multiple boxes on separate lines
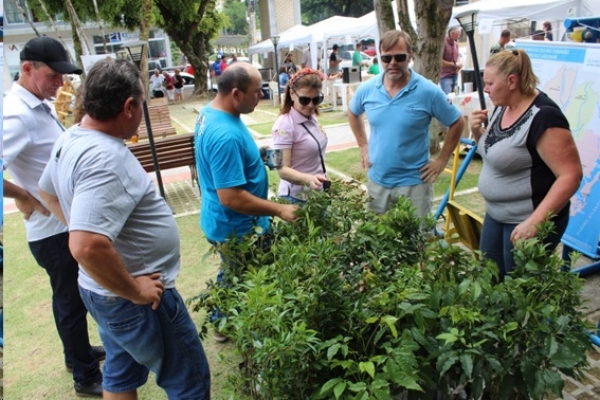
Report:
289,68,325,88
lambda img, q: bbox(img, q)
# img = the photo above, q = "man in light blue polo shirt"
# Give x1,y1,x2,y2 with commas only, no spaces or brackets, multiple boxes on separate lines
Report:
348,30,464,218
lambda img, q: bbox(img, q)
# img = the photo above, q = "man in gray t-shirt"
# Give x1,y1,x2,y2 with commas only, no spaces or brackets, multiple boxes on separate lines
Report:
39,58,210,399
329,44,342,76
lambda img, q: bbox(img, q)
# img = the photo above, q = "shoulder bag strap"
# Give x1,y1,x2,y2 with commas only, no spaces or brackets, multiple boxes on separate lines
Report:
300,122,326,175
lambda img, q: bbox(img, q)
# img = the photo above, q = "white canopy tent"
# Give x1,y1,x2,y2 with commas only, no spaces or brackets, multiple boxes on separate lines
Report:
451,0,600,23
248,16,361,69
248,24,312,55
450,0,600,65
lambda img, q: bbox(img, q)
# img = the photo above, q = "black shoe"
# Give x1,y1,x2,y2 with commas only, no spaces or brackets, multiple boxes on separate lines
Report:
74,380,103,398
66,345,106,373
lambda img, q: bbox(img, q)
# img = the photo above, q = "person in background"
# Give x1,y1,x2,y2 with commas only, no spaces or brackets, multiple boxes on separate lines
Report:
149,69,164,98
272,68,330,204
278,66,290,88
469,49,582,280
220,55,228,73
348,30,464,218
543,21,553,41
301,44,313,69
283,53,297,74
194,63,299,341
440,26,463,94
231,53,238,63
162,70,175,102
210,55,223,88
531,30,546,41
3,36,104,398
328,44,343,77
490,29,512,55
352,42,368,69
174,69,185,102
39,57,211,399
368,57,380,75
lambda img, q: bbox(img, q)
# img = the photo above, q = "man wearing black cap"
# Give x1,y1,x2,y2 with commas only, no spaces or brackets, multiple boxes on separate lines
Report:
3,36,104,397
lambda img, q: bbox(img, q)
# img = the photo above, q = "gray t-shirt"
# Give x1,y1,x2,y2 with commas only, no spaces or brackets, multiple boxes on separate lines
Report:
39,125,180,296
477,92,570,223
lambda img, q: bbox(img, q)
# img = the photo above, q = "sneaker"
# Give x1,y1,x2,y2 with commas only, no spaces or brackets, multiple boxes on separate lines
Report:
214,331,229,343
66,345,106,373
74,380,102,398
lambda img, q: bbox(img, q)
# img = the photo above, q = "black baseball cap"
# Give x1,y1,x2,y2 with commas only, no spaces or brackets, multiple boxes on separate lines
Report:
20,36,83,74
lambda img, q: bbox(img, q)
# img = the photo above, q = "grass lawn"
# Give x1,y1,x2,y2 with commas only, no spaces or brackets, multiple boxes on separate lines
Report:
248,106,350,137
2,212,242,399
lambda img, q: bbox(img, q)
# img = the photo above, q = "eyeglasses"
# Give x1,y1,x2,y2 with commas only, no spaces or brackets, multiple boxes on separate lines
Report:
293,91,324,106
380,53,408,63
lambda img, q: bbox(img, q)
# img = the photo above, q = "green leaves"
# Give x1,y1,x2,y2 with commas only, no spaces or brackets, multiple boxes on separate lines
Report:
191,182,592,399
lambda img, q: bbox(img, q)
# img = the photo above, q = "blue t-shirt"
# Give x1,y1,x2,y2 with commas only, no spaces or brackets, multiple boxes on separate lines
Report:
349,70,462,187
194,105,270,242
211,61,222,76
279,72,290,88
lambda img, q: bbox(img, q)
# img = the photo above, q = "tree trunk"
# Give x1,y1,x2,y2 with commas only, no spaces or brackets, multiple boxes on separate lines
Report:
36,0,78,67
69,20,84,72
63,0,91,55
374,0,395,36
139,0,153,98
91,0,109,54
15,0,40,36
152,0,220,97
395,0,455,155
247,0,257,64
403,0,453,82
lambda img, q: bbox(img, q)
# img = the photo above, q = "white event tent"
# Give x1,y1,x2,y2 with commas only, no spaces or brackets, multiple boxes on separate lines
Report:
248,16,362,69
450,0,600,65
249,0,600,73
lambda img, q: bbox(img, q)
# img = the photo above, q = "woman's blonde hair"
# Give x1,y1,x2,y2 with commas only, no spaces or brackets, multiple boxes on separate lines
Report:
485,48,539,96
280,68,324,115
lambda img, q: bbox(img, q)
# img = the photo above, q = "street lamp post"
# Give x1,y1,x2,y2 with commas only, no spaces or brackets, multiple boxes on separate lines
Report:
271,35,281,103
123,40,166,199
455,11,487,113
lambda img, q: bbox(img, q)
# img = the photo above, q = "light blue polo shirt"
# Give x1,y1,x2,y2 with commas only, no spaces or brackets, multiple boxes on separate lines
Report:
349,70,461,187
194,105,270,243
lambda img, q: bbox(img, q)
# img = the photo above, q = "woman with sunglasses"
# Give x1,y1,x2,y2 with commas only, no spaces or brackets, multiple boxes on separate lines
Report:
272,68,330,204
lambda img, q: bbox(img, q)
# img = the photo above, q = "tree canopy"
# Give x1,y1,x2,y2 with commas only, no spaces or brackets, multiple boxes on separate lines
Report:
301,0,373,25
221,0,248,35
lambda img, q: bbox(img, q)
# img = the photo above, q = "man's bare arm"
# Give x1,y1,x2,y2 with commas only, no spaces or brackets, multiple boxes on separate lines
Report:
217,188,298,222
70,231,165,310
38,187,68,225
4,179,50,220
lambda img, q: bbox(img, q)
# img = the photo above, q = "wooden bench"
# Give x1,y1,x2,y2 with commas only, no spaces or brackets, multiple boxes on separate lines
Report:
137,103,177,140
127,132,199,188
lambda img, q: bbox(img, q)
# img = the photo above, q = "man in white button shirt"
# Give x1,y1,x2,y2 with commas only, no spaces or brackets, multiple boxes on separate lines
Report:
3,36,104,397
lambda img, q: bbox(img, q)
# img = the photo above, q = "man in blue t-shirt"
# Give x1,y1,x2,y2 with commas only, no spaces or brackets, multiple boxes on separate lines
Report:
195,63,298,340
210,55,222,89
348,30,464,219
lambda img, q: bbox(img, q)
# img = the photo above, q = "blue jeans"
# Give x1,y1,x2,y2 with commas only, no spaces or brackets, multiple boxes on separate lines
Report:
440,75,458,94
79,287,211,397
479,212,569,281
28,232,101,385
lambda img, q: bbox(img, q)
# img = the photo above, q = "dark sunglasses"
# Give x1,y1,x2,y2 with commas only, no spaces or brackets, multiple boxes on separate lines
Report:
294,91,324,106
380,53,408,63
